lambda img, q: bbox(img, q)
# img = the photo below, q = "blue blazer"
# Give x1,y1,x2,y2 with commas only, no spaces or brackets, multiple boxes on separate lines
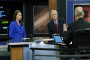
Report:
9,20,26,39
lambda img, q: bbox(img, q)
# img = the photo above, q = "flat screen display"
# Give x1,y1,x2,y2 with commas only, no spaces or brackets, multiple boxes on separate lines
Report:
33,6,49,34
0,2,23,34
53,35,63,43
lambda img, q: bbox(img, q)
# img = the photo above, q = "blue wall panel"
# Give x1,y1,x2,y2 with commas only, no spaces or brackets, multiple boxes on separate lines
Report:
67,0,90,25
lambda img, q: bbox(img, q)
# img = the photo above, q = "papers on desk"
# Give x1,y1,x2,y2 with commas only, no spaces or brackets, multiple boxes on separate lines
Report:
42,39,54,41
33,38,54,43
34,38,54,42
22,38,30,40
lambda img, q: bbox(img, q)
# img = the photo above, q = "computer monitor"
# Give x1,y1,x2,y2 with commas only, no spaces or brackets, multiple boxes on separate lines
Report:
0,1,23,34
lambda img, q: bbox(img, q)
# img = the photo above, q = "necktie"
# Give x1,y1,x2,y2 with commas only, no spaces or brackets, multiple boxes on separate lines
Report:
55,21,59,32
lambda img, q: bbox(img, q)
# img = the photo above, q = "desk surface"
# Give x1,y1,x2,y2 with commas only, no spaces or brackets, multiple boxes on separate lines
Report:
0,38,60,60
0,38,54,46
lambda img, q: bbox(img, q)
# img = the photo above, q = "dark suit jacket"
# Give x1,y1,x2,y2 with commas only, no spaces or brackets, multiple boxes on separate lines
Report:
47,19,64,37
63,18,90,45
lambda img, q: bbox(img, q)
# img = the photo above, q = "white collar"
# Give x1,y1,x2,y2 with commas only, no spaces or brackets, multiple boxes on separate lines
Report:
54,20,58,25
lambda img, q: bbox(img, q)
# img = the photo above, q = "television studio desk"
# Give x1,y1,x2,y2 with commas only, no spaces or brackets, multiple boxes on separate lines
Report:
0,38,61,60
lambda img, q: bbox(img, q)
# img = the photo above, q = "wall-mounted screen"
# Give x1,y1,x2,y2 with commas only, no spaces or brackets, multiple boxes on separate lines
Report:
33,6,49,34
0,2,23,34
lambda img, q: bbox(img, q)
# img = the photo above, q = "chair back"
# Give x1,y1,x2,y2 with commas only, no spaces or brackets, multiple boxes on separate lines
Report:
72,28,90,49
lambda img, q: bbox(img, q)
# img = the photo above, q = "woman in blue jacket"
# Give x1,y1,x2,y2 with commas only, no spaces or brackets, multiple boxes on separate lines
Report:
9,10,26,39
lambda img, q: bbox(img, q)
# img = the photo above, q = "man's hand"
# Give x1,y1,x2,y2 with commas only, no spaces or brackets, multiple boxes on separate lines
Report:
52,34,57,36
63,24,67,31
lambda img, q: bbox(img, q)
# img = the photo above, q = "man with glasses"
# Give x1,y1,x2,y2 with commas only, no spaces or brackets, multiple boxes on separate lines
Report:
47,10,67,37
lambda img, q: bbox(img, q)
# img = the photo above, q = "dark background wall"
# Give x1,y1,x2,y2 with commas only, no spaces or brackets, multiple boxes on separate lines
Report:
24,0,66,37
24,0,49,37
25,0,66,37
57,0,66,23
0,0,66,40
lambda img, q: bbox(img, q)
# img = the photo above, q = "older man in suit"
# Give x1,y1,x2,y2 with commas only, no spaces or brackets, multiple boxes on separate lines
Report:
47,10,66,37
